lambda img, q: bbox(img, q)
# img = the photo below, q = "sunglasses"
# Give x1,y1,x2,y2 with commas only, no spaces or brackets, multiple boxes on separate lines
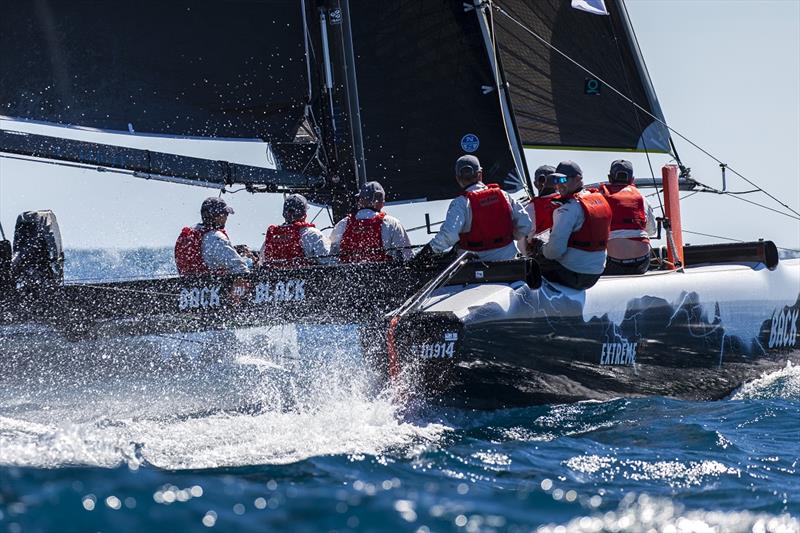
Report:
549,175,569,184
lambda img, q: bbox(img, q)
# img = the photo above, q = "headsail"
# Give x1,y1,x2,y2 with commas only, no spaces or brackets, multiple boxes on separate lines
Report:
492,0,670,152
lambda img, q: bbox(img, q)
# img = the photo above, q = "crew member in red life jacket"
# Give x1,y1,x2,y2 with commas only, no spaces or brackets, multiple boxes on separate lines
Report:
174,197,251,276
422,155,531,262
522,164,562,253
600,160,657,275
260,194,332,268
534,160,612,290
330,181,412,263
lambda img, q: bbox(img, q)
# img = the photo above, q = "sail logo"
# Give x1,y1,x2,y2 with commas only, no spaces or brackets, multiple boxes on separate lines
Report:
253,280,305,304
600,341,637,366
179,285,221,310
460,133,480,153
768,308,799,348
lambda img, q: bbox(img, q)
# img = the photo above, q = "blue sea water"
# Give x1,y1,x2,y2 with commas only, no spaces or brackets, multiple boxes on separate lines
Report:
1,249,798,532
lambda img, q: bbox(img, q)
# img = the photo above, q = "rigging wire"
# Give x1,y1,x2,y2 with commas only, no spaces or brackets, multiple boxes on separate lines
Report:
605,4,665,217
491,3,800,219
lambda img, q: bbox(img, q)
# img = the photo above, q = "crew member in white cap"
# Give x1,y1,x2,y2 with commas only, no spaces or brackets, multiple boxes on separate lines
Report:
330,181,412,263
426,154,531,261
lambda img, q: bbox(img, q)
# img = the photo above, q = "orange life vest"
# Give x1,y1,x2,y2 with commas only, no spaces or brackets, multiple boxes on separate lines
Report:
339,212,390,263
566,191,612,252
262,222,315,268
174,226,228,275
457,184,514,252
600,183,647,236
532,193,561,234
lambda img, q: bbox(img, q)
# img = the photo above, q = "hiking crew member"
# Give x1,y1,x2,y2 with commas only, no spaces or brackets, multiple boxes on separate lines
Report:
427,155,531,262
330,181,412,263
600,160,657,275
260,194,332,267
523,164,561,253
175,197,250,276
536,161,611,290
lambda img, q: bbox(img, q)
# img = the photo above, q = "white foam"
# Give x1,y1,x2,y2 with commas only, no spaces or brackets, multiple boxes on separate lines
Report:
731,361,800,400
0,325,450,469
537,493,798,533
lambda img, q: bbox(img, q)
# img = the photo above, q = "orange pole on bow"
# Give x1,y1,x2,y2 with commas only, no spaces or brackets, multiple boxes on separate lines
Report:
662,164,684,268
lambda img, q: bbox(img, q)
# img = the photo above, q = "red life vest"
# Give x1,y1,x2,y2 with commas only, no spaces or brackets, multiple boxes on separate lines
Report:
339,212,391,263
262,222,315,268
600,183,647,234
174,226,229,275
532,193,561,234
566,191,612,252
457,184,514,252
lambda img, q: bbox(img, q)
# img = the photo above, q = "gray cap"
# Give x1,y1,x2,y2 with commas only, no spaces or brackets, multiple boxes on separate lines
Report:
283,193,308,216
609,159,634,182
534,164,556,182
357,181,386,203
555,160,583,178
455,154,481,178
201,197,234,217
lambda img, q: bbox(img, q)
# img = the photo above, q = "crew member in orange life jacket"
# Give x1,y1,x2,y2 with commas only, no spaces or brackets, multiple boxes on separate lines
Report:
260,194,332,267
174,197,251,276
426,155,531,261
600,160,657,275
330,181,412,263
522,164,561,253
535,161,611,290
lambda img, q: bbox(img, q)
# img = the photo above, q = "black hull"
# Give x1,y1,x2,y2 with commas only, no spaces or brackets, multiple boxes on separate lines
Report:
392,260,800,408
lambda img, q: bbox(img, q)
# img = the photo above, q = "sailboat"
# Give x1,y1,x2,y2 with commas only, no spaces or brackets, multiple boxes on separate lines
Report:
0,0,797,407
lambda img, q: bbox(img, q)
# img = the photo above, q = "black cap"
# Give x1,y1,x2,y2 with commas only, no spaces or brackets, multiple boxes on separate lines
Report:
555,160,583,178
283,193,308,215
455,155,481,178
357,181,386,203
201,197,234,217
609,159,634,182
534,164,556,182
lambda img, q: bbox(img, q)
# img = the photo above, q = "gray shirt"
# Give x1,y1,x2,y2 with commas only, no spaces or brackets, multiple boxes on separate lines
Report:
330,209,413,261
429,182,532,261
542,193,607,275
198,224,250,275
259,225,334,265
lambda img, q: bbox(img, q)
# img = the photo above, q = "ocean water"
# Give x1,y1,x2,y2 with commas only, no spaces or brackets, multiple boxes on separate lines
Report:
0,249,798,532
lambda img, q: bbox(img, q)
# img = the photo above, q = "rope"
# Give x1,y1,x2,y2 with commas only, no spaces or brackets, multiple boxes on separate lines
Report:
491,3,800,219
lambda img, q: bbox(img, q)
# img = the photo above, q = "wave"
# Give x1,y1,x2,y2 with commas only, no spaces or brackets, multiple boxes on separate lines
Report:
0,325,450,469
537,493,798,533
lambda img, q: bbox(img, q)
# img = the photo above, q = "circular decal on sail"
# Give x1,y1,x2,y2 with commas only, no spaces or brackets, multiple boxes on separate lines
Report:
460,134,480,153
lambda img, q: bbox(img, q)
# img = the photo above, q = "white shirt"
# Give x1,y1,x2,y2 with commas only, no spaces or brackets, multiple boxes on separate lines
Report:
198,224,250,275
429,182,532,261
258,224,334,265
329,209,413,261
542,192,607,275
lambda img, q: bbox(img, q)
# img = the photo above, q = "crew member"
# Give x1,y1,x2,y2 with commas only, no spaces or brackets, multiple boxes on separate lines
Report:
174,197,250,276
522,164,561,253
535,161,611,290
600,160,657,275
260,194,332,267
427,155,531,261
330,181,412,263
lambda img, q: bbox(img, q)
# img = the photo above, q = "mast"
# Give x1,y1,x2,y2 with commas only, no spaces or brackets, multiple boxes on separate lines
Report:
473,0,531,195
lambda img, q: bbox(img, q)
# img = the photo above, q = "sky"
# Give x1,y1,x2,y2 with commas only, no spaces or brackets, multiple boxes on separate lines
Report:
1,0,798,252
